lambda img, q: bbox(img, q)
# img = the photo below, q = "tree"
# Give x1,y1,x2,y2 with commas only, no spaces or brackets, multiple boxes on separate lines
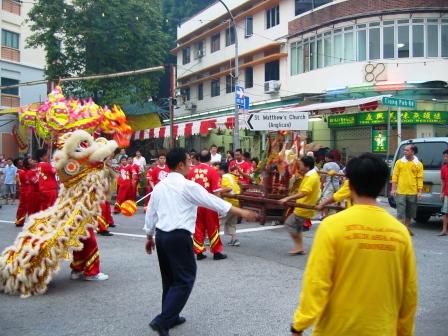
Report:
27,0,167,105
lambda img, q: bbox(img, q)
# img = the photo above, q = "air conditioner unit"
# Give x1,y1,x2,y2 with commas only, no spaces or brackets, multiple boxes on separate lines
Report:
196,49,204,59
264,80,281,94
185,101,197,110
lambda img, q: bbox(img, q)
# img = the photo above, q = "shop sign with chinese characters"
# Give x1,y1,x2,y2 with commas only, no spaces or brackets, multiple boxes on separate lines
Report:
372,127,388,153
328,111,448,127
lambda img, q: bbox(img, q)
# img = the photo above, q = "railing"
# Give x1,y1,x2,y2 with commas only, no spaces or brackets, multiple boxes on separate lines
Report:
2,0,21,15
1,94,20,107
1,46,20,62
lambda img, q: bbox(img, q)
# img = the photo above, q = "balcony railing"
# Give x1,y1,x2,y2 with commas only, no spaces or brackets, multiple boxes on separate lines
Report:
2,0,21,15
1,94,20,107
1,46,20,62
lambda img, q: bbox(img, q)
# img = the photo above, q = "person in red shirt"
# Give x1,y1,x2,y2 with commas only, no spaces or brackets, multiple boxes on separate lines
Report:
144,161,157,209
36,149,58,211
26,158,41,215
188,149,227,260
15,159,28,227
439,149,448,236
228,148,253,185
150,154,170,189
114,157,134,213
127,156,140,197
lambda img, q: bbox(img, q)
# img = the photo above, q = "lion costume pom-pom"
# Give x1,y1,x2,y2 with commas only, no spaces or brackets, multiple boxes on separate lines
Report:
120,200,137,216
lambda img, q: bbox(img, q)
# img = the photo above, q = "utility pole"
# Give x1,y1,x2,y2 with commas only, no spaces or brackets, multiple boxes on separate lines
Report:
169,64,176,149
218,0,240,150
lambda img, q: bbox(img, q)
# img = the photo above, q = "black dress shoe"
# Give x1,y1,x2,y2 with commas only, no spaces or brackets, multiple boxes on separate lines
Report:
170,316,186,328
98,231,113,236
213,252,227,260
196,253,207,261
149,321,170,336
108,224,116,228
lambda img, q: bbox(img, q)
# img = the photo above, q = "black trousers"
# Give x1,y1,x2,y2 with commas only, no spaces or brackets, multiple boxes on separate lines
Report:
152,228,197,329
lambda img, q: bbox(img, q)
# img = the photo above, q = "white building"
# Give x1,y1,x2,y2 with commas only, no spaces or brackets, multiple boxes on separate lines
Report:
1,0,47,156
141,0,448,159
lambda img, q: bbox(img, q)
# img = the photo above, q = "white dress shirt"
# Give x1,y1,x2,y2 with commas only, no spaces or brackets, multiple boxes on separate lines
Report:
210,153,222,163
144,172,232,236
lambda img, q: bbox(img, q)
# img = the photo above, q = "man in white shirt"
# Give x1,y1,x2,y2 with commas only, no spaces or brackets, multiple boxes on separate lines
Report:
133,150,147,172
209,144,222,164
144,148,257,336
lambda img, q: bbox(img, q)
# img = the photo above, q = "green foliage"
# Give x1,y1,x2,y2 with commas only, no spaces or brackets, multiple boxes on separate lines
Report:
27,0,167,105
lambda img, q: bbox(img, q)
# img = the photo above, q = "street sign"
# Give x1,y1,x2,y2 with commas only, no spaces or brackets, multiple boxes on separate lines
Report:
244,96,250,110
235,85,245,108
382,97,416,109
245,111,309,131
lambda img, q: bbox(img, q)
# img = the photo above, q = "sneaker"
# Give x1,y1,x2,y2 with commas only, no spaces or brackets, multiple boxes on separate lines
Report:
108,224,116,228
84,272,109,281
227,240,235,246
232,239,240,247
213,252,227,260
98,231,113,236
196,253,207,261
70,271,83,280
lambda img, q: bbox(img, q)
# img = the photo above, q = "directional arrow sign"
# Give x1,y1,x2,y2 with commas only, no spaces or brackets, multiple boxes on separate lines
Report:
235,85,245,108
245,111,309,131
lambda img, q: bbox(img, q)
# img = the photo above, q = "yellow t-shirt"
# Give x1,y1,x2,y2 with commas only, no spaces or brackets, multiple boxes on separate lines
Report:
221,173,240,207
293,169,321,218
391,157,424,195
292,205,417,336
333,179,352,207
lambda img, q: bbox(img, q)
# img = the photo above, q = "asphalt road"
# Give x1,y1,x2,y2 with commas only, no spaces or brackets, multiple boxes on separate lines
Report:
0,200,447,336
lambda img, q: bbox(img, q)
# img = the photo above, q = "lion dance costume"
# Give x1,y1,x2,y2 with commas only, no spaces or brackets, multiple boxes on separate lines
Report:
0,130,119,297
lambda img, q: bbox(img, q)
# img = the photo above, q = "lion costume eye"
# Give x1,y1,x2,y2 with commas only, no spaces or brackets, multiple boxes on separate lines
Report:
75,140,92,152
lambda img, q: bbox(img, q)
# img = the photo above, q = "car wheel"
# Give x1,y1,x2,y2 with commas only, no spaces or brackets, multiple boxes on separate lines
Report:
415,211,431,223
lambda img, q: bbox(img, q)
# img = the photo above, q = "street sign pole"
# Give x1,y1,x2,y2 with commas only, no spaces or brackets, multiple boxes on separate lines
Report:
397,107,402,145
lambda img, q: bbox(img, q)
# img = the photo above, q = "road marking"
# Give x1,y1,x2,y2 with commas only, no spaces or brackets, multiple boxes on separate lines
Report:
0,220,15,224
111,222,320,239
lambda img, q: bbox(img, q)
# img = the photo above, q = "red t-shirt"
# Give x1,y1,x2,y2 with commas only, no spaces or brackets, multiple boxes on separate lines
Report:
152,165,170,185
27,168,40,192
38,162,58,191
129,164,140,181
228,160,253,185
17,169,28,191
117,164,132,185
441,163,448,196
188,163,221,193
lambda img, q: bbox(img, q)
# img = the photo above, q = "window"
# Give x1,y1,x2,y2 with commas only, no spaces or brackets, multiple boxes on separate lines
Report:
344,30,355,62
412,24,424,57
194,41,205,59
266,5,280,29
427,23,439,57
245,17,253,37
291,43,304,75
225,27,235,47
357,25,367,61
295,0,332,16
197,83,203,101
442,24,448,57
182,47,190,65
333,31,343,64
397,25,409,58
309,38,316,70
317,36,324,68
383,25,395,59
368,24,380,60
1,30,19,49
211,33,220,53
211,79,220,97
265,60,279,81
324,33,332,66
1,77,19,95
182,87,190,101
397,142,448,169
245,67,253,88
226,75,235,93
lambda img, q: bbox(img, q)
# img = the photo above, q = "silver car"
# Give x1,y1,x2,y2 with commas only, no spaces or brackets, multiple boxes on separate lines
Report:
388,137,448,223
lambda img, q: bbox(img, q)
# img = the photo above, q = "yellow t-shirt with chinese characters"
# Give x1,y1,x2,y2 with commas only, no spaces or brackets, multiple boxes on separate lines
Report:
221,173,240,207
333,179,352,207
391,157,424,195
293,169,321,218
292,205,417,336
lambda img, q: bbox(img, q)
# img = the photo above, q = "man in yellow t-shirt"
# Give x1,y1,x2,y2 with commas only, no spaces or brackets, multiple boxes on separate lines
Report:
391,144,424,234
280,156,320,255
290,153,417,336
219,163,241,246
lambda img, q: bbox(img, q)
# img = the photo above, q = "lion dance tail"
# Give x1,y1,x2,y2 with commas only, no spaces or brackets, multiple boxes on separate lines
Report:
0,170,106,298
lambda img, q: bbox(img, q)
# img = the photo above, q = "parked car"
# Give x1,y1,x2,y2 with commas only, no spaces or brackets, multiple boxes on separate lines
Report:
387,137,448,223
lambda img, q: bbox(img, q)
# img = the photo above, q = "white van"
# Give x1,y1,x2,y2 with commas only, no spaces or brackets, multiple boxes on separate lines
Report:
388,137,448,222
